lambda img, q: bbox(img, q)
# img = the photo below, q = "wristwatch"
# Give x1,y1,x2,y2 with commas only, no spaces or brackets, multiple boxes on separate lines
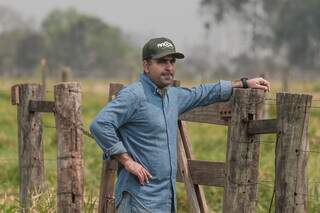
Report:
240,78,249,88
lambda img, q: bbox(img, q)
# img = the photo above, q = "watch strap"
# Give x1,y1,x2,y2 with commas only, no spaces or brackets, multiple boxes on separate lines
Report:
241,78,249,88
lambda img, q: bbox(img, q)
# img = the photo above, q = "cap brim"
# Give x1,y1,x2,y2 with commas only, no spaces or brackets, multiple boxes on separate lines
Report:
152,51,185,59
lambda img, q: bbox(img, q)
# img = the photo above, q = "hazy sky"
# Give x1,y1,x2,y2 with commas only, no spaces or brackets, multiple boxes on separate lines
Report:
0,0,251,57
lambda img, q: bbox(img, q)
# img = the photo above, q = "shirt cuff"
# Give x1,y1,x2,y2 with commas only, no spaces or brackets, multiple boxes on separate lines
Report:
219,80,233,101
103,141,127,160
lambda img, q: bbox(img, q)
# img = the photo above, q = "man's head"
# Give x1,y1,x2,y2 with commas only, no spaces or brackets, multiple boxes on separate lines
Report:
142,37,184,88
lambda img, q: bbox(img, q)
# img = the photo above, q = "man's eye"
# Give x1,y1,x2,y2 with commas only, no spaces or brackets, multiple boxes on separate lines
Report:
157,59,176,64
157,59,166,64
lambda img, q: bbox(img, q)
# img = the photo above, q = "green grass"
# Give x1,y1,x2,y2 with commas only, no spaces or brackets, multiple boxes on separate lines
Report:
1,78,320,212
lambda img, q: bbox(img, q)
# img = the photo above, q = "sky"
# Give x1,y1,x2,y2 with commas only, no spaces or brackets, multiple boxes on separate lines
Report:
0,0,252,58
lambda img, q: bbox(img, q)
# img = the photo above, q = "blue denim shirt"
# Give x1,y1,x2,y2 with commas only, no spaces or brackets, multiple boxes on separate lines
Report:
90,73,233,212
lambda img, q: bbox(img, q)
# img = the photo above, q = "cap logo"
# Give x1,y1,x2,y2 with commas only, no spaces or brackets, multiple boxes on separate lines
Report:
157,41,174,49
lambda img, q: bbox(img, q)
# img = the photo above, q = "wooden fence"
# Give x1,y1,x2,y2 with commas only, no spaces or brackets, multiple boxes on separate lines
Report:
11,82,312,213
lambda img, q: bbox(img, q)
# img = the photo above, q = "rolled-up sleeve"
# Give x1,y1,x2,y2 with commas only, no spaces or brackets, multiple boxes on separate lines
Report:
176,80,233,114
90,89,139,160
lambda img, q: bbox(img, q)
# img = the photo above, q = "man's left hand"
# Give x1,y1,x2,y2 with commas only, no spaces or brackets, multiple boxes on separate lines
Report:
247,77,270,92
232,77,271,92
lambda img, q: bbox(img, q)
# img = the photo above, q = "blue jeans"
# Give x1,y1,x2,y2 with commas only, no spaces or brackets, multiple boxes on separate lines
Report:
117,192,152,213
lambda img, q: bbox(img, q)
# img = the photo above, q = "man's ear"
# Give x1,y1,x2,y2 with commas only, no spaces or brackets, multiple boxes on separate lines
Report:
143,60,150,74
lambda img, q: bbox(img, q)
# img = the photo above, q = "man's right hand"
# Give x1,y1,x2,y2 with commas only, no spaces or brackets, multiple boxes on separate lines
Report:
114,153,152,185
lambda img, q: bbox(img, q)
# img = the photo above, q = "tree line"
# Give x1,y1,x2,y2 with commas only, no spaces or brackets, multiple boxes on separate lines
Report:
0,6,140,78
200,0,320,77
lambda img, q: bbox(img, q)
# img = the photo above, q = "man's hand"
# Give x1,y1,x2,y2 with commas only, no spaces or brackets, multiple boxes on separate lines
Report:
232,77,271,92
114,153,152,185
247,77,270,91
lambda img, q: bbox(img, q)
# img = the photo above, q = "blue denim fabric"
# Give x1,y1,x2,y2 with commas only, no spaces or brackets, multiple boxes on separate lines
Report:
117,191,153,213
90,73,233,212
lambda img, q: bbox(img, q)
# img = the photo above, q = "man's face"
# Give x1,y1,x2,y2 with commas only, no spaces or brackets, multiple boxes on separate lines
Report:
143,55,176,88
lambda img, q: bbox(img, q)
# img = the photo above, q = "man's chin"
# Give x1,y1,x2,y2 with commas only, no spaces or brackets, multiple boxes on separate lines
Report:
160,80,173,87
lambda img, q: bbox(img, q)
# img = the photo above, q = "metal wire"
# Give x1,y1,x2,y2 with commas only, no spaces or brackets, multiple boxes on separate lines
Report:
42,111,94,140
0,158,56,161
298,150,320,154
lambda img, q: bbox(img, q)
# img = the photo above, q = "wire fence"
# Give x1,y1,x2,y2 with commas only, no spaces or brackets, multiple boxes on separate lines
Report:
2,88,320,211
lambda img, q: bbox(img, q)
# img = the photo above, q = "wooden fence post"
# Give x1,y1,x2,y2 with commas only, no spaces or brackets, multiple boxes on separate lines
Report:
41,58,48,95
61,67,72,82
275,93,312,213
98,83,123,213
54,82,84,212
223,88,265,213
11,84,45,212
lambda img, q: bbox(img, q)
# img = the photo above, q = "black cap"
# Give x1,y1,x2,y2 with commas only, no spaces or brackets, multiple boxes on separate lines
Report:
142,37,185,60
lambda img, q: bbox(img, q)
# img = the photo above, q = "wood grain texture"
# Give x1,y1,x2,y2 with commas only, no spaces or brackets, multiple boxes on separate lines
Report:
177,160,226,187
247,119,277,135
28,100,55,113
11,84,20,105
16,84,45,212
54,82,84,212
223,88,265,213
179,101,231,125
177,132,201,213
178,121,209,213
275,93,312,213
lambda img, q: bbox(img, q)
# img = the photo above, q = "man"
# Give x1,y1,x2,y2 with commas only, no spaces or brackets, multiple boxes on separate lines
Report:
90,37,270,213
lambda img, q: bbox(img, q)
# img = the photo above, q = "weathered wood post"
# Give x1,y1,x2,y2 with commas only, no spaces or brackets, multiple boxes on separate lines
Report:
11,84,45,212
54,82,84,212
223,88,265,213
61,67,72,82
275,93,312,213
98,83,123,213
41,58,48,95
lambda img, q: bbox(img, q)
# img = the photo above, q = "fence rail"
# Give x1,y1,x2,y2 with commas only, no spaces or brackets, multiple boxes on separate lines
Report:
11,82,313,213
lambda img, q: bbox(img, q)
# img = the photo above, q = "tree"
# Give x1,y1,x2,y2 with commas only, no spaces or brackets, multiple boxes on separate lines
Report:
0,6,36,76
0,5,30,33
15,31,45,71
42,8,138,77
200,0,320,70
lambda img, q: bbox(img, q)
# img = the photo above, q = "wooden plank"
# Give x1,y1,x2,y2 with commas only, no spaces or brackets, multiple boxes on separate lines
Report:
176,160,225,187
189,160,225,187
179,101,232,125
223,89,265,213
177,133,201,213
11,84,20,105
29,100,55,112
275,93,312,213
16,84,45,211
247,119,277,135
178,121,209,213
98,83,124,213
54,82,84,212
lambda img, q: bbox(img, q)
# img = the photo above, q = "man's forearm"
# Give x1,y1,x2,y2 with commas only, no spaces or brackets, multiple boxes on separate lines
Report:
232,80,243,88
113,153,133,166
113,152,152,185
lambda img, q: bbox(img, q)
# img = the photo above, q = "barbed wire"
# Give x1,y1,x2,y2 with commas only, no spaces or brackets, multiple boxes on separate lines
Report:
262,102,320,109
0,192,100,200
0,158,56,162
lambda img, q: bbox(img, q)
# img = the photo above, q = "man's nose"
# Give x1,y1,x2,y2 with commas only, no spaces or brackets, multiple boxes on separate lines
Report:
164,61,174,69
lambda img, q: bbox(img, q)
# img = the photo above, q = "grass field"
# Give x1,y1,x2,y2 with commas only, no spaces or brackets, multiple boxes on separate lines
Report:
0,78,320,212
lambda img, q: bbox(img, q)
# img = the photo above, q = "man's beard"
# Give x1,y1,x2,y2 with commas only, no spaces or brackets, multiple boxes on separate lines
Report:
160,73,174,87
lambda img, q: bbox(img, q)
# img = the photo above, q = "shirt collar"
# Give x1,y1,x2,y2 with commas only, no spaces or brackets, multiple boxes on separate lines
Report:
140,73,168,97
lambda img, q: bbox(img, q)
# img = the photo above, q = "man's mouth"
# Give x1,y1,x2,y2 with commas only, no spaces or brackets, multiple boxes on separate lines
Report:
161,72,173,78
161,73,173,81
